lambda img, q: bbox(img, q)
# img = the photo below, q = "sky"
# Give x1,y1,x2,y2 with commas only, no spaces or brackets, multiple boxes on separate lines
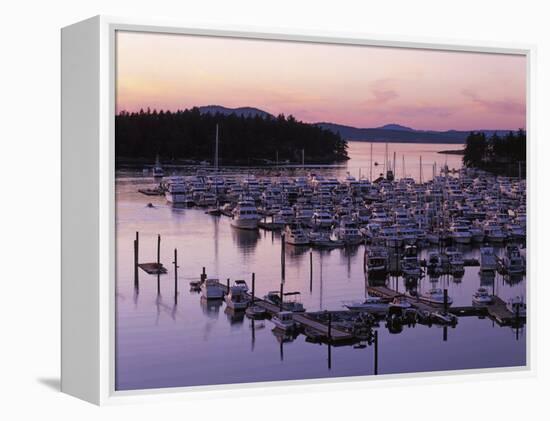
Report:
116,31,526,131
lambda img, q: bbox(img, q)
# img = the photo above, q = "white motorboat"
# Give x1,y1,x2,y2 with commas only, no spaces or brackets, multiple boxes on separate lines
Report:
343,297,389,313
418,288,453,305
472,287,493,305
164,176,187,204
231,199,260,230
401,245,422,277
224,286,249,310
366,246,389,274
445,247,465,268
309,230,343,248
427,252,443,273
232,279,249,293
331,217,363,246
271,311,296,331
500,245,525,274
480,246,497,271
311,210,334,228
284,223,310,245
200,278,224,300
450,223,472,244
264,291,305,312
483,221,507,242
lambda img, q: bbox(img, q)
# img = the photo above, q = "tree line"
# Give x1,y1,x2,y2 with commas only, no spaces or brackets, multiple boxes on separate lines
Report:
463,129,526,176
115,107,349,165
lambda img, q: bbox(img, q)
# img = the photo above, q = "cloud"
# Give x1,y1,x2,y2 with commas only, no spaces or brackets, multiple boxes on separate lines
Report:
362,79,399,107
462,89,525,115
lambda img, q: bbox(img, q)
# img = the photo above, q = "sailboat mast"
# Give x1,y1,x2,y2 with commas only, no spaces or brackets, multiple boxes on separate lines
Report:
214,124,219,171
370,143,373,181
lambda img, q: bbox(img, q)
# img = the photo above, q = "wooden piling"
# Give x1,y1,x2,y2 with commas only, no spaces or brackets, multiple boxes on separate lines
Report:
328,312,332,342
443,288,448,313
251,273,255,305
157,234,161,265
133,238,139,287
156,234,161,294
281,233,286,280
374,330,379,375
309,251,313,290
279,282,284,311
173,248,178,302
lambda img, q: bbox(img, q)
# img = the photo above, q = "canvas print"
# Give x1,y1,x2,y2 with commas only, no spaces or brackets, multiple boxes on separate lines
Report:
114,31,527,391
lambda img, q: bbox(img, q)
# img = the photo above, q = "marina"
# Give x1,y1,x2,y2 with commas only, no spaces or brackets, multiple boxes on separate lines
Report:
116,141,526,390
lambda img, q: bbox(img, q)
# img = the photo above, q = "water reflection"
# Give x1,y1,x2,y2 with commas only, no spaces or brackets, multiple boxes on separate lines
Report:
200,297,223,319
224,306,246,326
230,227,260,250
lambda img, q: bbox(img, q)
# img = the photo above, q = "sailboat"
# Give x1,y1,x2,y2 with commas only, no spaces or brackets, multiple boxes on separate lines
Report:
152,154,164,178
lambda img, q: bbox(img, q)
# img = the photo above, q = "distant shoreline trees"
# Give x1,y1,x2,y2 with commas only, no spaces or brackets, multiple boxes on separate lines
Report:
115,107,349,165
463,130,526,177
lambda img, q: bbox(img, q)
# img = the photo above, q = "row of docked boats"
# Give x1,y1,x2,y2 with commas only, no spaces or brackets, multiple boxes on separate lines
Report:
196,277,306,331
154,168,525,250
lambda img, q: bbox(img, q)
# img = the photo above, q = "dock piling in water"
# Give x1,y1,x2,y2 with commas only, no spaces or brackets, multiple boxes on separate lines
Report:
281,233,286,280
173,248,178,303
251,273,255,304
279,282,284,311
374,330,379,375
309,251,313,291
133,232,139,287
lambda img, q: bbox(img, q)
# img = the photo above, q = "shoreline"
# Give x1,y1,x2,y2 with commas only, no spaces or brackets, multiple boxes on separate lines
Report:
437,149,465,155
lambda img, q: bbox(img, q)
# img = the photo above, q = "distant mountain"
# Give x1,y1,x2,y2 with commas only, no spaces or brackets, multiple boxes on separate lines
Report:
197,105,516,144
316,122,514,144
376,123,414,132
198,105,274,119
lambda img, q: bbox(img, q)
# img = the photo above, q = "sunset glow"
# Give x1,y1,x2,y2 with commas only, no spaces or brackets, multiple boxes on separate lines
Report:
116,31,526,131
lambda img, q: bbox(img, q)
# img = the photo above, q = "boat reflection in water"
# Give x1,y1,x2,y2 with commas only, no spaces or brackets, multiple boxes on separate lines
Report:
200,296,223,319
230,226,260,251
224,306,246,326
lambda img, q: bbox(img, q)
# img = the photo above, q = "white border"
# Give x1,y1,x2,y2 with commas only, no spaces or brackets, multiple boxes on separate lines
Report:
91,15,535,405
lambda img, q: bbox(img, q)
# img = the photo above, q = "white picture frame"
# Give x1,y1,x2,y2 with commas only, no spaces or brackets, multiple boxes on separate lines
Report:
61,15,534,405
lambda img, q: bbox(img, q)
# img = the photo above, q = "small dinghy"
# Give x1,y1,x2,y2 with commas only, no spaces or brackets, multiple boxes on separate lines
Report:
431,311,458,325
246,305,267,319
472,287,493,305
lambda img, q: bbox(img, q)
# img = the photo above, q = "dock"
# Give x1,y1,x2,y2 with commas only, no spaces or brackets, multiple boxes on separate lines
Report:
366,286,523,326
213,280,355,343
138,263,167,274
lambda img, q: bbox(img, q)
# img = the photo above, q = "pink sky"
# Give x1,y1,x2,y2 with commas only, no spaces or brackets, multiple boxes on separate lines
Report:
116,31,526,131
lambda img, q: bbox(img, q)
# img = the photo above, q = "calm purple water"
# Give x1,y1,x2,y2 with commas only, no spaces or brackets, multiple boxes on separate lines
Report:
115,142,526,390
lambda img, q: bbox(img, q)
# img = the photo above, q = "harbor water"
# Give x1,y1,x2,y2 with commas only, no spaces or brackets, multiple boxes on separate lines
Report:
115,142,526,390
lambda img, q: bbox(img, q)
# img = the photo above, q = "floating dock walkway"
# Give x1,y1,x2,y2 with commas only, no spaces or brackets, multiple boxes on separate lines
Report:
366,286,522,326
213,280,355,343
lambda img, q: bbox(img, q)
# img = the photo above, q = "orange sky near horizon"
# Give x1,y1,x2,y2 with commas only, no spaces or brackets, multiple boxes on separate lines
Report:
116,31,526,131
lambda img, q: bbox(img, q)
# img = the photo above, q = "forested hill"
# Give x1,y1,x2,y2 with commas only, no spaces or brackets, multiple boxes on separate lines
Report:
115,108,349,165
463,130,526,176
316,122,514,144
